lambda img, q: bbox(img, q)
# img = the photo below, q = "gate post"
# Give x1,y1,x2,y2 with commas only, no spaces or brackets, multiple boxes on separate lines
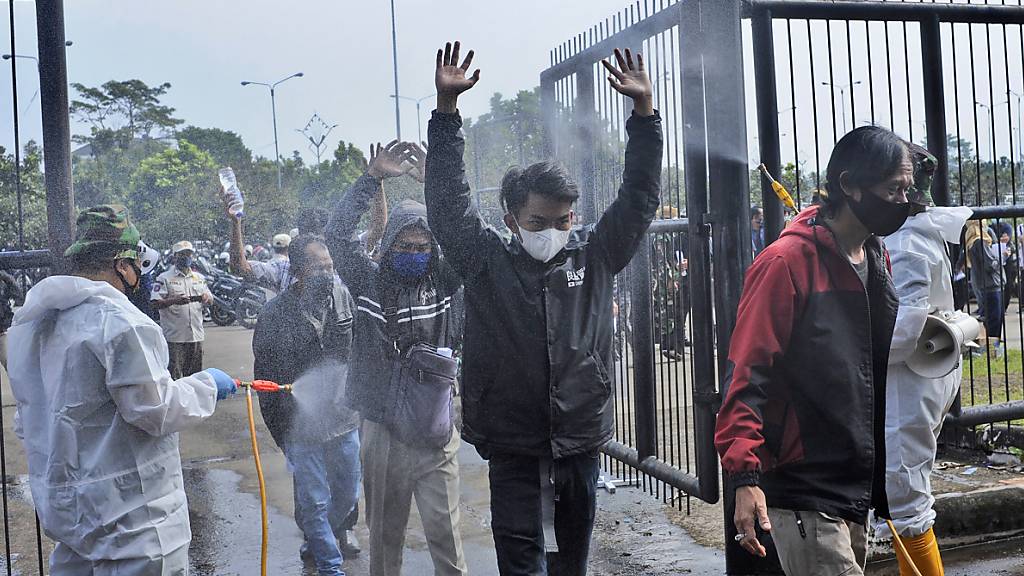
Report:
921,14,949,207
36,0,75,272
751,7,786,245
679,0,721,507
576,63,600,224
700,0,784,573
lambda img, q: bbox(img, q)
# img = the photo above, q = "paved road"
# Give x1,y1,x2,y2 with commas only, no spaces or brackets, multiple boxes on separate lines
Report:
2,324,1024,575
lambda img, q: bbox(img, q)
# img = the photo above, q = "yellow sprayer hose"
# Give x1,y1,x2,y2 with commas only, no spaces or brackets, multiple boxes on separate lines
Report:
886,519,924,576
245,386,269,576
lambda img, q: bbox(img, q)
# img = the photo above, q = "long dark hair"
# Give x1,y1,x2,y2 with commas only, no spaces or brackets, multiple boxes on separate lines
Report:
822,126,908,214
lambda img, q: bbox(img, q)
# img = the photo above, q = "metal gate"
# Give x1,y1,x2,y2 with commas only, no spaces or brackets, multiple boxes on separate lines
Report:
540,0,751,510
748,0,1024,439
543,0,1024,573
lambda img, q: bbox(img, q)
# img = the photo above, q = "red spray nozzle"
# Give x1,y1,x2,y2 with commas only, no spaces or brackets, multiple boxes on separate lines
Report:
236,379,293,393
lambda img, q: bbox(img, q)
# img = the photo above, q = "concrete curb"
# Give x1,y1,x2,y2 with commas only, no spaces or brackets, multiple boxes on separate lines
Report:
869,484,1024,560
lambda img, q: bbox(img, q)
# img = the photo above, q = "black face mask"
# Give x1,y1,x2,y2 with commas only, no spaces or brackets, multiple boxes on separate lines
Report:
846,190,911,236
115,260,142,296
301,273,335,311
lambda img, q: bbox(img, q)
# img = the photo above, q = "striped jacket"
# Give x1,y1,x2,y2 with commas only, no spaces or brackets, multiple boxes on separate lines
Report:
326,175,463,423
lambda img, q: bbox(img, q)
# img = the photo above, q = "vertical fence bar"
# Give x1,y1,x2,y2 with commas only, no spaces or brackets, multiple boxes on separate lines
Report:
36,0,75,273
752,8,786,244
631,231,658,461
922,14,950,207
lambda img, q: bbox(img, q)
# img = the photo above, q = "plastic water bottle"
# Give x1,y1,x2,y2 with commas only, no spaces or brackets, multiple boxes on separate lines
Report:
217,167,245,218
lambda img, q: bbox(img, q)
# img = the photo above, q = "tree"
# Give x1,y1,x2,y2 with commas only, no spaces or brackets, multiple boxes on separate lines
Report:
127,141,219,246
0,142,47,250
176,126,253,170
70,79,183,151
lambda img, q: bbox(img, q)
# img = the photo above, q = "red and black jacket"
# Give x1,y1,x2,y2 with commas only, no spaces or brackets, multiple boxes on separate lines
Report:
714,206,897,523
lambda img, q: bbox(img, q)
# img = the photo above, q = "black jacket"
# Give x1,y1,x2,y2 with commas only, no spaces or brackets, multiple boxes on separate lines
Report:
714,207,898,523
326,175,463,424
252,281,358,447
424,110,663,459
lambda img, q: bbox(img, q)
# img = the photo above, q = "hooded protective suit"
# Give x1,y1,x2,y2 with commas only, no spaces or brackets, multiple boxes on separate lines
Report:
876,205,973,539
6,275,218,568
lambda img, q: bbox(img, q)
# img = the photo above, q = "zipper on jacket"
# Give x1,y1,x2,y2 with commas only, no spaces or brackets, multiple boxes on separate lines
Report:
794,511,806,538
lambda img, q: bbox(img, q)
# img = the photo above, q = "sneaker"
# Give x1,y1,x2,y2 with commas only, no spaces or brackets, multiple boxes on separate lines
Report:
338,531,361,557
661,349,683,362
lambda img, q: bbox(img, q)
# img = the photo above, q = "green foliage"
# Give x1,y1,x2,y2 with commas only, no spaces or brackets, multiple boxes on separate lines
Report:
70,79,183,146
177,126,253,170
127,141,219,246
0,142,47,250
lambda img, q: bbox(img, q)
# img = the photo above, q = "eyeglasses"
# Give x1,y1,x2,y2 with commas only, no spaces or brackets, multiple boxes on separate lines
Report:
394,242,432,254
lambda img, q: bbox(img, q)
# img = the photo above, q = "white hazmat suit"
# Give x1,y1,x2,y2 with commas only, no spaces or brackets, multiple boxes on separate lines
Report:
876,206,973,539
6,276,218,574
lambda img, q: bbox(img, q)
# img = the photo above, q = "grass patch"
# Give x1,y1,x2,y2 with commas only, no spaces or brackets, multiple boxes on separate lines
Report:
961,349,1024,407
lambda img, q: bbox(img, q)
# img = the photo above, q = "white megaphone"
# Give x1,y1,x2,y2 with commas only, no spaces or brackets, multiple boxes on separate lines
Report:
905,310,982,378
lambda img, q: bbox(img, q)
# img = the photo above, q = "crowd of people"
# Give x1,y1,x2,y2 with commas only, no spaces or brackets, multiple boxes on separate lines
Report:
0,37,1008,576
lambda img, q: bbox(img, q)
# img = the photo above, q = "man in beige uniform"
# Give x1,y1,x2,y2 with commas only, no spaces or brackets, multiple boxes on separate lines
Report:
152,241,213,378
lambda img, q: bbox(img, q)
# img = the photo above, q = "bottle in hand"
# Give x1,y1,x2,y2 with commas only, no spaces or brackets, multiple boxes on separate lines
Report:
218,167,245,218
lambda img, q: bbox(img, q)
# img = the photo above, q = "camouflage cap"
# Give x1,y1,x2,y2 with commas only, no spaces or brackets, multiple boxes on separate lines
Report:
63,204,141,260
905,141,937,206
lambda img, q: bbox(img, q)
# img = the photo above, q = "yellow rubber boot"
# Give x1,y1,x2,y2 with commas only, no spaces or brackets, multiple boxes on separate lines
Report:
896,528,944,576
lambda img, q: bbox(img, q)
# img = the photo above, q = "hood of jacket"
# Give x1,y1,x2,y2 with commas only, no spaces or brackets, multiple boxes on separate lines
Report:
12,275,128,326
380,200,434,255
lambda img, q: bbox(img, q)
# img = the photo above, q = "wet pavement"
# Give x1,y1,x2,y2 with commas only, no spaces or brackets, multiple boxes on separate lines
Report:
3,324,1024,574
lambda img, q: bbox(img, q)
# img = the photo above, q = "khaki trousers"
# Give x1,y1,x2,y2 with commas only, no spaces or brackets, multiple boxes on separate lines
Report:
361,418,467,576
768,508,867,576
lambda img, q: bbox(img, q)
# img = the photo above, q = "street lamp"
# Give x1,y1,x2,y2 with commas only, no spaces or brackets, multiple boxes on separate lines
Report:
241,72,304,192
2,40,72,62
390,92,436,144
821,80,862,134
1009,91,1023,164
975,101,995,160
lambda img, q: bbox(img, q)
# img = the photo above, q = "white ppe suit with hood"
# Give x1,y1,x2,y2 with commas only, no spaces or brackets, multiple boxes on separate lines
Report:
6,276,218,571
876,206,973,539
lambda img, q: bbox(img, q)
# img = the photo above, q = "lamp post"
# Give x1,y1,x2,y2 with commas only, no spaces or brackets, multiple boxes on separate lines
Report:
241,72,304,192
821,80,862,134
390,92,436,144
389,0,401,140
3,40,73,118
975,101,995,160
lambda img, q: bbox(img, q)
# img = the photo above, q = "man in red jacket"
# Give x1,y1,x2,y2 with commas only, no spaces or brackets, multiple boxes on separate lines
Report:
715,126,909,575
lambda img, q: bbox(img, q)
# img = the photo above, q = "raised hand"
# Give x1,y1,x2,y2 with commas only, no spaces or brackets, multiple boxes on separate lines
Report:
367,140,415,179
406,141,427,183
435,41,480,114
601,48,654,117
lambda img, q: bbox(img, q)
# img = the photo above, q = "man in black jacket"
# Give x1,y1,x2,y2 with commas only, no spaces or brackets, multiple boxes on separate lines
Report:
326,142,468,576
253,234,360,576
425,42,661,575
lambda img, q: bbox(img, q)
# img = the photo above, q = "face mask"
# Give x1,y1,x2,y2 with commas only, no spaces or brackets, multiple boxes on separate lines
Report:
846,190,911,236
115,260,142,296
391,252,431,278
177,256,193,271
302,273,335,310
513,216,572,263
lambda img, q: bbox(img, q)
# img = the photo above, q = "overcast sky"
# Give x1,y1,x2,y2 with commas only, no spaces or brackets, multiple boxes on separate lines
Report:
2,0,630,162
4,0,1023,180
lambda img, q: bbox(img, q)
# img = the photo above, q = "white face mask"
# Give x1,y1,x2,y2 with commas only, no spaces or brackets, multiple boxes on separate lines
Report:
511,214,571,263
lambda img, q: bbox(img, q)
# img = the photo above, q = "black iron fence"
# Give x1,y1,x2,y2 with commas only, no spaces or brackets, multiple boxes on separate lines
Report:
544,0,1024,573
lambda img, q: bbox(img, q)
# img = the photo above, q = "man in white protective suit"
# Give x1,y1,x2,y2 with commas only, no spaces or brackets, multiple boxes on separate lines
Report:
6,205,240,575
876,144,973,576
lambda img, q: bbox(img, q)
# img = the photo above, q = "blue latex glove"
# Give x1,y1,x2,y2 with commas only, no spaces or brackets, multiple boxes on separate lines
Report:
205,368,237,400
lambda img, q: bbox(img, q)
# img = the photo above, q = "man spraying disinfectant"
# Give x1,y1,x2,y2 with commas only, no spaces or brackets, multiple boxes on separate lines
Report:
6,205,239,574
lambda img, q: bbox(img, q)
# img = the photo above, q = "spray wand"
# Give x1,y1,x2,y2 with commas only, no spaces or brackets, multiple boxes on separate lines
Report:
238,379,292,576
758,164,797,213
